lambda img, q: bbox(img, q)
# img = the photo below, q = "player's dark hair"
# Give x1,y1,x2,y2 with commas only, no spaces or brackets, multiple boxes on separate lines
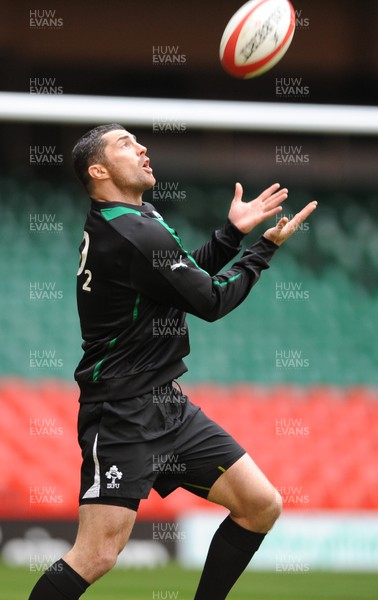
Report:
72,123,125,190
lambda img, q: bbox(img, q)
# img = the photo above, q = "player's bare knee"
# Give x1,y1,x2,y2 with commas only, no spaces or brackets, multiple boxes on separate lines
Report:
264,484,281,512
240,486,282,532
90,547,119,579
271,488,283,522
260,488,282,529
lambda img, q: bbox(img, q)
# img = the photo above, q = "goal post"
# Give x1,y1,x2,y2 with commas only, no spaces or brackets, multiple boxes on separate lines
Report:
0,92,377,136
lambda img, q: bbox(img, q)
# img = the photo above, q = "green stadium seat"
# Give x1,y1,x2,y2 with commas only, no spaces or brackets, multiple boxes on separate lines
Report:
0,175,377,384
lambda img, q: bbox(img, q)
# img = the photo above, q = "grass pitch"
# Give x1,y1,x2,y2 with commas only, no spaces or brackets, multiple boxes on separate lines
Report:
2,561,378,599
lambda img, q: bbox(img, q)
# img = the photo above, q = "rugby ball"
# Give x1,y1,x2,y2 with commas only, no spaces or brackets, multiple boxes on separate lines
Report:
220,0,296,79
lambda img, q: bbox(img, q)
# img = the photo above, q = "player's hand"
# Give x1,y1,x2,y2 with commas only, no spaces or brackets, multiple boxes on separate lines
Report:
228,182,288,234
263,201,318,246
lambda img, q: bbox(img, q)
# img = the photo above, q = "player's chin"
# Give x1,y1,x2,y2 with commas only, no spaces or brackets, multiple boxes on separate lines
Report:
144,173,156,189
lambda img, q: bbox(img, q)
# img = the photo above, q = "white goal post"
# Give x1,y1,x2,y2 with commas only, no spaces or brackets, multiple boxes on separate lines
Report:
0,92,377,136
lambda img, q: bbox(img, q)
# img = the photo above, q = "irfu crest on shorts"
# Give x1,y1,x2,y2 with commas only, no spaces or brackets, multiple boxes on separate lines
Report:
106,465,123,489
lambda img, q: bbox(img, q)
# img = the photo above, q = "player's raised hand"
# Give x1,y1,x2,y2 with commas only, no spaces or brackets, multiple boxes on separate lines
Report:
228,182,288,234
263,201,318,246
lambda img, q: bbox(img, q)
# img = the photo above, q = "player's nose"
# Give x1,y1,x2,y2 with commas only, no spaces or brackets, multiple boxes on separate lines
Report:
136,141,147,154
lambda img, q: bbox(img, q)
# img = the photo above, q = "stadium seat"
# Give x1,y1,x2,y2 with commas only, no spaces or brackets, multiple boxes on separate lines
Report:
1,177,377,522
1,175,378,385
2,380,378,519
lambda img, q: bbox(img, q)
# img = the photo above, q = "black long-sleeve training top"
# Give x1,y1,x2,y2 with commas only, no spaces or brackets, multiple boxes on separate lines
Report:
75,199,279,402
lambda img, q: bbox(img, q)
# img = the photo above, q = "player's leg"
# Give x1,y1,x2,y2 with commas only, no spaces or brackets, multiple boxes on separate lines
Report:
194,453,282,600
208,452,282,532
29,397,143,599
65,502,137,582
163,397,282,600
28,502,137,599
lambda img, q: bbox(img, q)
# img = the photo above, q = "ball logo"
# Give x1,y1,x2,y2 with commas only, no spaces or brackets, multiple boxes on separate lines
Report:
220,0,296,79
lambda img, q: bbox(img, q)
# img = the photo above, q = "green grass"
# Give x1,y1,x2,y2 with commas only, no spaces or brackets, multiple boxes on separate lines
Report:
3,562,378,600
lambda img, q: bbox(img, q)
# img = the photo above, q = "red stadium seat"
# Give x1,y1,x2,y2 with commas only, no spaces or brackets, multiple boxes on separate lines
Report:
1,379,378,519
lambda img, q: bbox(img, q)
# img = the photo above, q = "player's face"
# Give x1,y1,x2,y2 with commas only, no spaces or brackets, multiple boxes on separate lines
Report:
101,129,156,193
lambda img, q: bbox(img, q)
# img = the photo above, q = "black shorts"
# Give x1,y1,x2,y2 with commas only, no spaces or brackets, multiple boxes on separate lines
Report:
78,382,245,512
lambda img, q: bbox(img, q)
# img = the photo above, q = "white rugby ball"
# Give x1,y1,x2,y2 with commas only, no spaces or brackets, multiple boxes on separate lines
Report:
220,0,296,79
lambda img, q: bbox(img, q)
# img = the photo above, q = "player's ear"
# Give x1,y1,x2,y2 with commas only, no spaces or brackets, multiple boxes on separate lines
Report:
88,163,109,182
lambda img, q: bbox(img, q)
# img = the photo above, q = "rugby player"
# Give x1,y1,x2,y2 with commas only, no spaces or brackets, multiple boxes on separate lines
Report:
29,123,317,599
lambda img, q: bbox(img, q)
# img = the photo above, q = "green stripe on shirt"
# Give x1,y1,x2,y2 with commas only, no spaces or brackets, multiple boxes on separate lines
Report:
213,273,242,286
92,337,117,382
101,206,141,220
152,218,210,276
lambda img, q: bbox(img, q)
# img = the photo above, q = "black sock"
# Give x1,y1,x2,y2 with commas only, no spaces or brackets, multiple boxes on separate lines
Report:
194,516,266,600
28,559,89,599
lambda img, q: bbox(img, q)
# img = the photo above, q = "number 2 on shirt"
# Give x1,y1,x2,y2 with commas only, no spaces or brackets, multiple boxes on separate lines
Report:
77,231,92,292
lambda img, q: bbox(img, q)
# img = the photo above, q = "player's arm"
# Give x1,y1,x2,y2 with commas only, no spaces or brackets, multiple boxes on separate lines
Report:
189,220,245,276
127,233,274,322
123,201,316,322
189,182,288,275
